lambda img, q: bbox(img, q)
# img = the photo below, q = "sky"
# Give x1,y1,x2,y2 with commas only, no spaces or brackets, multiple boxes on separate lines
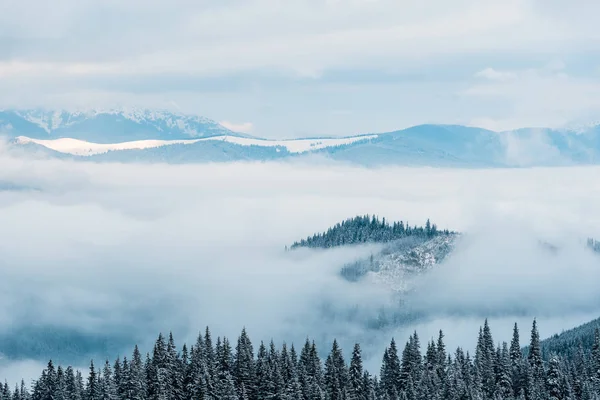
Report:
1,0,600,138
1,145,600,383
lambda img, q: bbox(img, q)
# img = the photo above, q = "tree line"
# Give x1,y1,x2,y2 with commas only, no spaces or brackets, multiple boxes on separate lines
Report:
2,319,600,400
290,215,453,249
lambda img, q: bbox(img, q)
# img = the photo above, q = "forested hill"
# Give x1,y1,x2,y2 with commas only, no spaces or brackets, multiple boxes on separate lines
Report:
537,315,600,360
290,215,453,249
4,318,600,400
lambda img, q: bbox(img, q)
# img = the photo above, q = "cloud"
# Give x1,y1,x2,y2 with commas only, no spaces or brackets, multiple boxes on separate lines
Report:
462,66,600,130
1,149,600,383
219,121,254,134
475,67,516,82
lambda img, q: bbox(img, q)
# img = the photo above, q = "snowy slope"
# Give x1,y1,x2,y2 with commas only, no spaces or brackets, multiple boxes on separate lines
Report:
14,134,379,156
365,235,457,292
341,235,458,291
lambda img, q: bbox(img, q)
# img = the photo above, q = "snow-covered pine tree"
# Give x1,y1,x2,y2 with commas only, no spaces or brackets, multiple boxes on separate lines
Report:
528,319,545,387
234,328,255,399
348,343,365,400
546,356,563,400
381,338,401,397
495,342,513,398
100,360,117,400
87,361,101,400
129,346,146,400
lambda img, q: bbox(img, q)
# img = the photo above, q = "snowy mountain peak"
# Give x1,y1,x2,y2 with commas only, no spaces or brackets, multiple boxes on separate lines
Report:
0,108,242,143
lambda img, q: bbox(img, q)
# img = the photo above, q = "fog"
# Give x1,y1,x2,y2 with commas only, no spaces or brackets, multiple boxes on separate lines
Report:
0,148,599,384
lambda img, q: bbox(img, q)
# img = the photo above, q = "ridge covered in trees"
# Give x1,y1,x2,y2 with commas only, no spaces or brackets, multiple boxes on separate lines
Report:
537,316,600,361
4,319,600,400
290,215,453,249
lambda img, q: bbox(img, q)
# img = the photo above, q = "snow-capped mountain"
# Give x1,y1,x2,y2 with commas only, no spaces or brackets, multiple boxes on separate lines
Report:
0,108,242,143
4,108,600,166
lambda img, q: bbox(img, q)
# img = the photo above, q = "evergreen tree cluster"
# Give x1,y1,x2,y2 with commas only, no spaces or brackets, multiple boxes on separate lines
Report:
4,320,600,400
290,215,452,249
587,238,600,253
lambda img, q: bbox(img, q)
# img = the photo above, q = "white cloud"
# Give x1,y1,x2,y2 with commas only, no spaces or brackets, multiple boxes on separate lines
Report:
0,0,578,78
462,66,600,130
219,120,254,134
475,67,517,81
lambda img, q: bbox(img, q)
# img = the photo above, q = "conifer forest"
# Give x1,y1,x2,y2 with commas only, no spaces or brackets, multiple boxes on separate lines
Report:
4,319,599,400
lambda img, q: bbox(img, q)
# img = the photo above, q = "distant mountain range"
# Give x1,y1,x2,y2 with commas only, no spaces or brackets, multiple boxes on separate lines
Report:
0,108,244,142
3,108,600,166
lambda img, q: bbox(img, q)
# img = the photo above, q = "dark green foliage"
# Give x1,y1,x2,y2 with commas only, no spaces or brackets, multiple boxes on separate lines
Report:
290,215,452,249
8,319,600,400
536,316,600,361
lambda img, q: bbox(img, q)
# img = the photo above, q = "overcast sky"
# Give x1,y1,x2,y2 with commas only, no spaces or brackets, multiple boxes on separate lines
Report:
1,0,600,138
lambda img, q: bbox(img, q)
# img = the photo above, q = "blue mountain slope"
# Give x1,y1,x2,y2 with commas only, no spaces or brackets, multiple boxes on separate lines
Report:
0,111,50,138
321,125,506,166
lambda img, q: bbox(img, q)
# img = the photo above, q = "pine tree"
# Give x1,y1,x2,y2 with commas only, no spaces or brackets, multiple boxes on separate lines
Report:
166,332,184,400
55,366,66,400
546,356,563,400
87,361,101,400
510,322,524,396
215,370,239,400
112,359,123,400
255,341,270,400
495,343,512,398
474,320,496,399
100,361,117,400
234,328,255,399
528,319,545,386
19,381,29,400
348,344,365,400
129,346,146,400
510,323,522,364
324,340,347,400
400,333,422,390
381,338,401,397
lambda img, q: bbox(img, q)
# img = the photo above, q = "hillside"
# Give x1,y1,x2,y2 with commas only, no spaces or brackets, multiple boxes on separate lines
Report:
538,316,600,360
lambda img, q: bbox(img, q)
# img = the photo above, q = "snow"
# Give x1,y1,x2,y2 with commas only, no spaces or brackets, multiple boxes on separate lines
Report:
14,134,378,156
14,137,204,156
364,235,458,292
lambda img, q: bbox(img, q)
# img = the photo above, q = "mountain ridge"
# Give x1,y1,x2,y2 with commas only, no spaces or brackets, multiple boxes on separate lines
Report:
0,107,249,143
4,108,600,166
